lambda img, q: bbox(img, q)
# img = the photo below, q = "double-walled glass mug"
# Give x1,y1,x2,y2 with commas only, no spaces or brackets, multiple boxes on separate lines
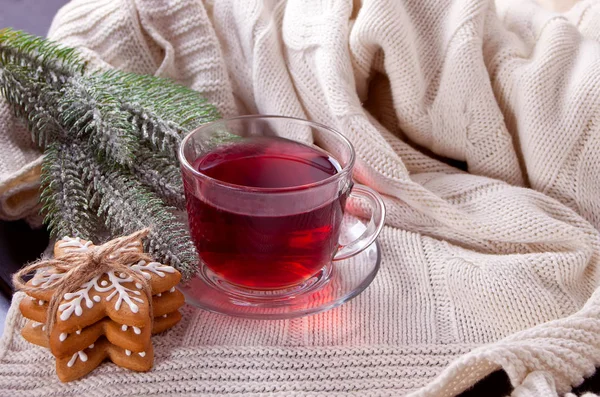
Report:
179,115,385,299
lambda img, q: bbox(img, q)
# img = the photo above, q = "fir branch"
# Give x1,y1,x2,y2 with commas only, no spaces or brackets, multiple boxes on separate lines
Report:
60,76,140,166
0,29,221,162
0,29,140,165
95,71,220,159
0,63,64,146
0,28,84,82
76,145,197,279
102,71,220,128
130,148,186,209
40,141,97,240
0,63,141,164
0,30,225,279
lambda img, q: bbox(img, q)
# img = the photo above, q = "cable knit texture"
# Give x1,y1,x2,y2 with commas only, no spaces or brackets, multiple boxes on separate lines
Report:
2,0,600,395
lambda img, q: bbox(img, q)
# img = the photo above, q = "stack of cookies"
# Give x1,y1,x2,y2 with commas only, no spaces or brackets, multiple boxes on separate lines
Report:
18,236,185,382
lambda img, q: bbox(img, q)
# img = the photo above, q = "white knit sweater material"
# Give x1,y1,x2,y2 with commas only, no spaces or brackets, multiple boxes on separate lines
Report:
2,0,600,395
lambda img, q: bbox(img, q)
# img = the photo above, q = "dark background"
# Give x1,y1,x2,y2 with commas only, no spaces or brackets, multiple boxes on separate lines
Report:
0,0,68,37
0,0,598,395
0,0,67,333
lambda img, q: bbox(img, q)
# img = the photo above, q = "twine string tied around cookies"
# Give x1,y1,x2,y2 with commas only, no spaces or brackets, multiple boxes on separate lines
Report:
13,228,154,336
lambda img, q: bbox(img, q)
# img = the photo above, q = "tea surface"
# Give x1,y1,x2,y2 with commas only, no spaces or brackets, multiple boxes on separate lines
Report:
185,136,348,289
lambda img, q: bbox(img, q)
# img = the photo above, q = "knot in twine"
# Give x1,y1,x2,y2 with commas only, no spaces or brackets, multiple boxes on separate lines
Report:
13,229,153,336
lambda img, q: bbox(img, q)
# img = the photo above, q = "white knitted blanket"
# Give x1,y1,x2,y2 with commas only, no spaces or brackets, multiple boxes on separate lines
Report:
2,0,600,395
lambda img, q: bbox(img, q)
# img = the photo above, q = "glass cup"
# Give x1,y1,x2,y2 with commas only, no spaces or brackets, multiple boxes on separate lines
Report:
179,115,385,299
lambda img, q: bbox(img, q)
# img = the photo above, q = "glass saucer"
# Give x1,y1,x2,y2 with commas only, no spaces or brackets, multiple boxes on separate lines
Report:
179,214,381,319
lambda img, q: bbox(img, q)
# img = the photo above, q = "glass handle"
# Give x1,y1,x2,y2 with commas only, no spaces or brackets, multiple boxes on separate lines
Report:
333,184,386,261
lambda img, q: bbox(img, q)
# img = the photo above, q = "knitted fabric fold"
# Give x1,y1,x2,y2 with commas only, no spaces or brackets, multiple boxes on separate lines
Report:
2,0,600,395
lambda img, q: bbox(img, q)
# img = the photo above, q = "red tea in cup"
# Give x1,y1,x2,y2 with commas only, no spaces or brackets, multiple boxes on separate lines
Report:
184,136,349,289
180,116,385,297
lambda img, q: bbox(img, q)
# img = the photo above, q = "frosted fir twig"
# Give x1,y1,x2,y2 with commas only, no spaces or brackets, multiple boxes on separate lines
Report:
59,77,140,166
0,29,221,279
0,27,83,81
76,143,198,279
130,149,185,209
0,64,64,147
40,141,98,240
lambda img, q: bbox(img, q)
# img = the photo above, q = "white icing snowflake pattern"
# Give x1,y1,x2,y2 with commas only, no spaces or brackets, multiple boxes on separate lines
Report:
30,238,175,290
31,271,64,287
58,271,146,320
67,350,88,368
131,261,176,279
31,237,177,322
59,276,101,320
96,271,144,313
120,324,141,334
30,236,93,287
59,237,93,253
121,324,142,335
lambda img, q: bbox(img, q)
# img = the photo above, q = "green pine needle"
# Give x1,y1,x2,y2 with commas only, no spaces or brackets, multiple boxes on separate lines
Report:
40,141,98,240
60,77,141,166
96,71,221,159
131,148,186,209
0,28,84,79
78,144,197,279
0,28,223,279
0,63,64,147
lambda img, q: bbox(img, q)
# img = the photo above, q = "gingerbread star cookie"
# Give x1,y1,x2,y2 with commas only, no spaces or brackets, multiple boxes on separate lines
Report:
55,337,154,382
19,285,185,326
21,237,181,334
21,311,181,357
17,235,185,382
